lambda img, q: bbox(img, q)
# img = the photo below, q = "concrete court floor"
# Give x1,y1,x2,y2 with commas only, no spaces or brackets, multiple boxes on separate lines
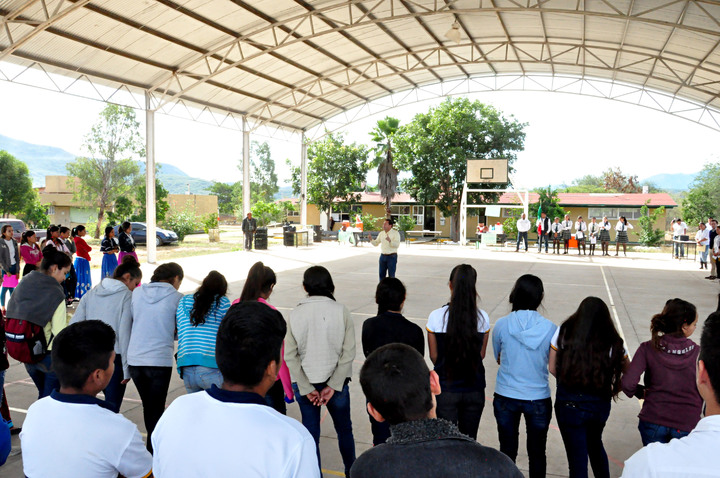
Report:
2,241,717,478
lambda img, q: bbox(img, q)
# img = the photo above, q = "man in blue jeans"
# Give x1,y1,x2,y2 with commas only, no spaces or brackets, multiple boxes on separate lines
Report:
369,218,401,281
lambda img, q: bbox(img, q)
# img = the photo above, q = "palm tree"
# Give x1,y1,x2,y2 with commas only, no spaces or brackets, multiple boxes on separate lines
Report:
370,117,400,218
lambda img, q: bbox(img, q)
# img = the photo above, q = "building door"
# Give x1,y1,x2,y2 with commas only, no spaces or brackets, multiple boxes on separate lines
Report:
424,206,435,231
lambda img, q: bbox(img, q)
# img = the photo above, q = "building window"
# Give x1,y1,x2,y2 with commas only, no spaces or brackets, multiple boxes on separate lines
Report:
390,205,423,226
47,205,55,215
588,208,644,220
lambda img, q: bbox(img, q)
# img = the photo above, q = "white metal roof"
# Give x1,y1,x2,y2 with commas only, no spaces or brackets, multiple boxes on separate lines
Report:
2,0,720,132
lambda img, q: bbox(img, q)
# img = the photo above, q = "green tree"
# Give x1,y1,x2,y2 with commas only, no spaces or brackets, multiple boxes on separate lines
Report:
251,201,285,227
394,98,527,241
560,174,606,193
682,162,720,224
209,181,242,215
602,167,642,193
370,116,400,218
531,187,566,221
164,207,200,242
19,191,50,229
67,104,143,238
637,202,666,246
290,132,370,228
246,141,278,202
134,177,170,222
0,150,34,217
502,209,522,239
106,196,134,225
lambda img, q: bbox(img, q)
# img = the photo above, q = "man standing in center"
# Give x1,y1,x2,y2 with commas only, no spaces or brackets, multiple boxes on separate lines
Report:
368,218,401,281
516,213,531,252
241,212,257,251
536,212,550,253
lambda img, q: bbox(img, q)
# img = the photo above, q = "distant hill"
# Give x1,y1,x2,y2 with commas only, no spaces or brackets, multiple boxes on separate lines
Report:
0,133,212,194
641,172,699,191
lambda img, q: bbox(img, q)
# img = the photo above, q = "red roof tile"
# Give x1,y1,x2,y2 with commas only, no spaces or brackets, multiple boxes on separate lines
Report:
498,192,677,207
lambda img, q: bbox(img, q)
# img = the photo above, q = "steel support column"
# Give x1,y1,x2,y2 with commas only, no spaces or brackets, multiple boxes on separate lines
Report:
300,132,307,227
242,118,251,216
145,92,157,264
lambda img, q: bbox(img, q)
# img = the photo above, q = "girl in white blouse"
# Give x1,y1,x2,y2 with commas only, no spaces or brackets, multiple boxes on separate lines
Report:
615,216,634,256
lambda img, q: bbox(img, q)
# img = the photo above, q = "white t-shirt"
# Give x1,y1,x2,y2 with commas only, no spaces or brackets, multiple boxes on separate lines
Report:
427,305,490,334
152,387,320,478
696,229,710,245
21,393,152,478
516,218,531,233
616,221,633,232
621,415,720,478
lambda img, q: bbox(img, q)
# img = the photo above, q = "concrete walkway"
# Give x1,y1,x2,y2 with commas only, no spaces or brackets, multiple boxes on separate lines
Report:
3,241,716,477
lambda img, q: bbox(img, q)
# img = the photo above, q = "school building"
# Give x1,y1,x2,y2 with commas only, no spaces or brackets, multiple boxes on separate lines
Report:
290,191,677,242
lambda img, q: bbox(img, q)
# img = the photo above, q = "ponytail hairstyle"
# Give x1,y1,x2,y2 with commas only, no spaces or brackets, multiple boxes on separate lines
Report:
72,225,85,237
620,216,628,225
302,266,335,300
444,264,483,381
112,255,142,281
39,245,72,273
104,226,114,239
121,221,131,233
150,262,184,284
650,298,697,350
47,224,60,243
555,297,625,398
190,271,228,326
21,230,35,245
239,262,276,302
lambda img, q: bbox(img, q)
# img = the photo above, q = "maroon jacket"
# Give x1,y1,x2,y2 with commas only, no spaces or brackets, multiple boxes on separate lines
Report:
622,335,702,432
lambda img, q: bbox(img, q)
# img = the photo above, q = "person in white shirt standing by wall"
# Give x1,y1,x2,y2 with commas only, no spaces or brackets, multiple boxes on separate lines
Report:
672,218,687,259
696,222,710,270
575,216,588,256
561,215,573,255
516,213,531,252
368,218,401,282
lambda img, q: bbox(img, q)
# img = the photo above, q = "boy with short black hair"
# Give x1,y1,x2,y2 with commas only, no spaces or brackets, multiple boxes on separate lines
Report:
151,301,319,477
20,320,152,478
350,343,522,478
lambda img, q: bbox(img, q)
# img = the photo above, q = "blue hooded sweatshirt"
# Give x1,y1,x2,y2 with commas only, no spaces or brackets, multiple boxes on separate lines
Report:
492,310,558,400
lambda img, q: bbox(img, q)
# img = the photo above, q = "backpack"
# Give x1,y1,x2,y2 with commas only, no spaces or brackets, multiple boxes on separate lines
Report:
5,318,49,364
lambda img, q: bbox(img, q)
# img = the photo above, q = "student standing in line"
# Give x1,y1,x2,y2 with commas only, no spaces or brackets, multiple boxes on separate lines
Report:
19,230,43,276
561,214,573,254
0,224,19,316
69,256,142,413
599,217,612,256
622,298,702,446
72,225,93,300
575,216,587,255
707,219,718,279
176,270,230,394
362,277,424,445
549,297,628,478
127,262,184,453
427,264,489,440
285,266,356,476
6,247,71,398
536,211,550,253
59,226,77,304
118,221,137,263
696,222,710,270
614,216,633,257
551,217,562,254
492,274,558,478
236,262,294,414
46,226,73,305
588,217,599,256
100,226,120,279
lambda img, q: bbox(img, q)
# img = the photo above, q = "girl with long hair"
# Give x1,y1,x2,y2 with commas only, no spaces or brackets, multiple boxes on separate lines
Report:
599,216,611,256
72,225,92,299
118,221,137,263
0,224,19,316
100,226,119,279
20,230,43,276
176,270,230,393
49,226,75,305
285,265,356,476
70,255,142,412
492,274,557,478
427,264,489,440
622,298,702,445
127,262,183,453
614,216,633,256
235,261,294,413
549,297,627,478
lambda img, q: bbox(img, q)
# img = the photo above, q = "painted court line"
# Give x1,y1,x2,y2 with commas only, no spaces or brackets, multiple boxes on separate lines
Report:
600,265,632,360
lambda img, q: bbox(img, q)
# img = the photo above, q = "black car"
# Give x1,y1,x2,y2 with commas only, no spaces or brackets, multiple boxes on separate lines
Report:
114,222,178,246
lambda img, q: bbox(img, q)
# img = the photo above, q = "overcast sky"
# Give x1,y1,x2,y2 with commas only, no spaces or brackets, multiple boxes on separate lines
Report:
1,78,719,191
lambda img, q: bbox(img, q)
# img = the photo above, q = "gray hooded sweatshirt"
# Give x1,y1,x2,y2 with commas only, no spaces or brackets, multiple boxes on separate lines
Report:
127,282,183,368
71,278,133,379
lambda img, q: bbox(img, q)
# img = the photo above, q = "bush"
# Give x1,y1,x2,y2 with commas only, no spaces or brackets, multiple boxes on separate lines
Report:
202,214,219,234
502,210,522,239
638,202,666,246
396,215,416,233
164,208,200,242
362,212,383,231
251,201,284,227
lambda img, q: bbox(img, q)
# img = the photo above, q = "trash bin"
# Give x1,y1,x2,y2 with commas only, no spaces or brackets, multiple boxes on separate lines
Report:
283,225,296,247
312,225,322,243
254,228,268,250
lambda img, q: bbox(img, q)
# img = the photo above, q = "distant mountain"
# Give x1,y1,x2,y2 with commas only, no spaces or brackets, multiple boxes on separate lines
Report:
641,172,699,191
0,133,212,194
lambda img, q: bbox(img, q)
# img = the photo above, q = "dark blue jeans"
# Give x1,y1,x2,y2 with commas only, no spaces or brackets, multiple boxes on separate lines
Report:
293,382,356,476
102,354,126,413
537,233,549,252
435,389,485,440
516,231,528,251
555,395,611,478
24,354,59,399
378,253,397,281
638,420,690,446
493,394,552,478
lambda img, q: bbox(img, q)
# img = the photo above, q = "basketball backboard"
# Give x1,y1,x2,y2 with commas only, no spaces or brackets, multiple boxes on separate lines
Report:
466,159,509,184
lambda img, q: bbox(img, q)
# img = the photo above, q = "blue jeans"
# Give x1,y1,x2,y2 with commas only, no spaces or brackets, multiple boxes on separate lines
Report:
435,389,485,440
494,394,552,478
103,354,127,413
638,420,690,446
537,233,549,252
700,245,709,263
673,236,684,257
25,354,59,399
516,231,528,251
378,253,397,281
555,395,611,478
182,365,223,393
292,382,356,476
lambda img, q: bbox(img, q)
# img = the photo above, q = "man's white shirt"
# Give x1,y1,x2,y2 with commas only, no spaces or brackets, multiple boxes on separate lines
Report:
516,218,531,233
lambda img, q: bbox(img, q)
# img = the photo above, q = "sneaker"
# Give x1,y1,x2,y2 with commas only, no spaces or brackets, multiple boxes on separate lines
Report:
706,276,717,280
10,427,21,435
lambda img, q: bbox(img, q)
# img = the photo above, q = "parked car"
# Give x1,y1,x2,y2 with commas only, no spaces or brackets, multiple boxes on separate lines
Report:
0,219,47,243
113,222,178,246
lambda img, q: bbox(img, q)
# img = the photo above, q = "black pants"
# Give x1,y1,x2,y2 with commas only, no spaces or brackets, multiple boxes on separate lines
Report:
516,231,528,251
244,232,254,250
264,379,287,415
129,365,172,453
63,264,77,301
436,389,485,440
